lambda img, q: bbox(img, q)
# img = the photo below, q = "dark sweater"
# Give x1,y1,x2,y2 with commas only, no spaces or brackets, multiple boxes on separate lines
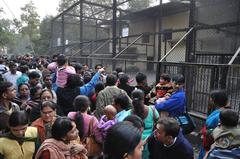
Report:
148,131,193,159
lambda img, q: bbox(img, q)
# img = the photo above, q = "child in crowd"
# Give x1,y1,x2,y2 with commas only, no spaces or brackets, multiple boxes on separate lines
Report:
155,73,173,99
212,109,240,149
97,105,117,143
204,109,240,159
149,73,173,104
47,54,76,88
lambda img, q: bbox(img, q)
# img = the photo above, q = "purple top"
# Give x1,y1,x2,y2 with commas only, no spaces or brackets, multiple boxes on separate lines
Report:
68,112,102,143
97,115,116,143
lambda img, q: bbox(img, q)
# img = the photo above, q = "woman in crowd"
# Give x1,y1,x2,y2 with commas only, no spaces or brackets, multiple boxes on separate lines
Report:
57,68,104,115
104,122,143,159
13,83,30,109
68,95,102,157
0,111,39,159
31,101,58,143
127,89,159,159
30,89,63,122
35,117,87,159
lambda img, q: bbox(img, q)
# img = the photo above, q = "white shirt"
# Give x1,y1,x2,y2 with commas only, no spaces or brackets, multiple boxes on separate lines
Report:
3,71,22,88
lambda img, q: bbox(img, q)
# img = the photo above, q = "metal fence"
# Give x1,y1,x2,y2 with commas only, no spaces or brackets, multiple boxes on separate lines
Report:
69,56,240,118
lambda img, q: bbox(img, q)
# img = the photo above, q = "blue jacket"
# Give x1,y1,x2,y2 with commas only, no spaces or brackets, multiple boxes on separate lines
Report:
155,88,185,117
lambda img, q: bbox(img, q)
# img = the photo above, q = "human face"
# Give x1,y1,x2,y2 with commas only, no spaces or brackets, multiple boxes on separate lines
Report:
4,86,17,100
125,140,143,159
10,124,28,138
19,85,30,98
65,122,79,142
29,78,40,86
10,65,17,74
33,89,42,100
41,91,53,102
41,106,56,123
154,124,172,145
44,76,52,88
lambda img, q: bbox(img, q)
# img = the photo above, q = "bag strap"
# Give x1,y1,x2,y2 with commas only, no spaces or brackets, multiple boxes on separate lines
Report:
151,106,158,124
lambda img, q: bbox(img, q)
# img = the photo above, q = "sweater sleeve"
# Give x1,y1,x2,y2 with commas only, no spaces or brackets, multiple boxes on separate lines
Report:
79,72,100,96
155,93,183,113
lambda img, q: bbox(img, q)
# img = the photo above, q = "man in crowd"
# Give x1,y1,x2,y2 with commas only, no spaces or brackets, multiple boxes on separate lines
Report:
148,117,193,159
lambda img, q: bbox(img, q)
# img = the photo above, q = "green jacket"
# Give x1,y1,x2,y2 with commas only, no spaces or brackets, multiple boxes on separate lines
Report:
212,125,240,149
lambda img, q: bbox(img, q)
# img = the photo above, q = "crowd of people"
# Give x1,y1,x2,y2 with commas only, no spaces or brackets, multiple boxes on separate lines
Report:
0,53,239,159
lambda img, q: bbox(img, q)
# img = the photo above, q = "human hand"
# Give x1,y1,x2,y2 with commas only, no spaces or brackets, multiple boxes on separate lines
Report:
98,67,105,73
70,144,87,156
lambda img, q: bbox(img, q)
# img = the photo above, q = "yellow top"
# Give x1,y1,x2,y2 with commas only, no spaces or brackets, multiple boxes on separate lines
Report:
0,127,38,159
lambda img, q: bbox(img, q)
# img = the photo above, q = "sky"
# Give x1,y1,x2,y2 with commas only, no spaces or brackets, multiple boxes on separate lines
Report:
0,0,170,21
0,0,60,20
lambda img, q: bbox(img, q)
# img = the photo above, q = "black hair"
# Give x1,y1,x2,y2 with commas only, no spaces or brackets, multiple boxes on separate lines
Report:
114,93,130,110
74,63,83,71
57,54,67,66
131,89,145,119
18,83,30,92
30,87,42,100
51,117,73,140
73,95,90,139
8,61,17,68
19,65,29,74
40,89,53,100
123,115,145,130
112,71,118,77
40,101,56,111
115,67,123,74
0,81,13,99
106,74,117,86
104,122,141,159
172,74,185,85
157,118,180,138
220,109,239,127
83,72,92,84
119,74,129,85
210,90,228,107
28,71,40,79
160,73,171,82
95,82,105,93
135,72,147,84
66,74,82,89
94,64,103,69
9,111,29,127
43,74,51,81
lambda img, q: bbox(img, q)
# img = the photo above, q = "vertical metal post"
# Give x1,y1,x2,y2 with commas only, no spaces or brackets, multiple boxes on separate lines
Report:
50,20,54,48
156,0,162,82
185,0,196,111
119,11,122,52
80,1,83,55
61,15,65,54
95,20,98,40
112,0,117,70
186,0,195,62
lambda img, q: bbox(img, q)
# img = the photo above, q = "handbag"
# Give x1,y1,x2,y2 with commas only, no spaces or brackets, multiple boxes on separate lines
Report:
175,109,196,135
83,117,102,157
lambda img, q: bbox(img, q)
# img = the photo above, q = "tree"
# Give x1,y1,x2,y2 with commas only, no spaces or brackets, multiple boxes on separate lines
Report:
20,0,40,43
0,8,15,51
34,15,53,54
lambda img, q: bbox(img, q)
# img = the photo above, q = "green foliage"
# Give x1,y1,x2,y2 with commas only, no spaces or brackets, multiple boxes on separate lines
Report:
34,15,53,54
20,0,40,42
